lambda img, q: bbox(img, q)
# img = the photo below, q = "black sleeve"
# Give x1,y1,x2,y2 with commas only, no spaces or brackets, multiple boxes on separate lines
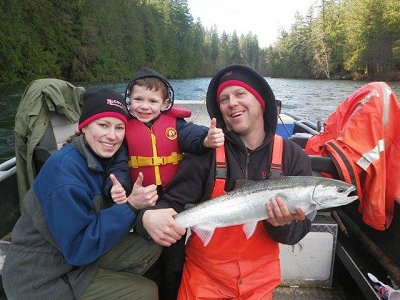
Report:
134,151,215,239
103,142,132,199
265,218,312,245
177,118,209,154
264,140,313,244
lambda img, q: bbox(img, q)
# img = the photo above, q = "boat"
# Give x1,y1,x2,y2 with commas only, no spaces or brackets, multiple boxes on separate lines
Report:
1,79,399,300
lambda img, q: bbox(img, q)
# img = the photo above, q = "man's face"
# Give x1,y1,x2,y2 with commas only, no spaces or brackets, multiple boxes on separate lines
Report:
82,117,125,158
129,85,170,123
218,85,264,137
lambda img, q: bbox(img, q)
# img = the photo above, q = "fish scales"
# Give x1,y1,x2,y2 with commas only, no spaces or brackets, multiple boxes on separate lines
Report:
174,176,357,246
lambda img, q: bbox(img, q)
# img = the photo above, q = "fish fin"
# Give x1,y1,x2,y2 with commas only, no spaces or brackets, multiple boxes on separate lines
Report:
243,222,258,239
185,228,192,245
306,210,317,221
192,227,215,247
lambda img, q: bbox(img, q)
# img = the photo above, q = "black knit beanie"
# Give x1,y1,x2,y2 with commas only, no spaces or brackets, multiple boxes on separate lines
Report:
206,64,277,134
216,67,266,111
78,87,129,130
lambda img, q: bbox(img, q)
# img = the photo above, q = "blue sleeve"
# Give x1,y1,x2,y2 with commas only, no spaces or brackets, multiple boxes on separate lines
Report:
177,118,209,154
103,142,132,199
37,182,136,266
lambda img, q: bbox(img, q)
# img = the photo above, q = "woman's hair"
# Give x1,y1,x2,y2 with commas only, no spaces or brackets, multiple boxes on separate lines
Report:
64,131,82,145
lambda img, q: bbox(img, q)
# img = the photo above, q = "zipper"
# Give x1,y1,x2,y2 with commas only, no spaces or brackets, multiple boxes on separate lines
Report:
245,150,250,180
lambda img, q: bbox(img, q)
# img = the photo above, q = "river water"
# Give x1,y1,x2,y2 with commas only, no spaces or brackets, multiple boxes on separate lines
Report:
1,78,400,163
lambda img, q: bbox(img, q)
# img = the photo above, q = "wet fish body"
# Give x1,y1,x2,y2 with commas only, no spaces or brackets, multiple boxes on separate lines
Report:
174,176,357,246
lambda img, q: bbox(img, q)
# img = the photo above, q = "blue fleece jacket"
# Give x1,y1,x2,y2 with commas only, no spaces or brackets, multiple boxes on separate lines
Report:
33,136,135,265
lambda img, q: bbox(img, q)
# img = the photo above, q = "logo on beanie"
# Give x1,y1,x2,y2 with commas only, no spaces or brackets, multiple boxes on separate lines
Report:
221,71,232,79
165,127,177,140
107,98,128,112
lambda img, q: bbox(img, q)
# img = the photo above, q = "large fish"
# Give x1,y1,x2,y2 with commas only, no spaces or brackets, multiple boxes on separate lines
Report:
174,176,357,246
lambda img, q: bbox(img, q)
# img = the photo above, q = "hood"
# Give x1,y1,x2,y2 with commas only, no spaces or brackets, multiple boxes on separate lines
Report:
206,64,278,138
124,67,175,114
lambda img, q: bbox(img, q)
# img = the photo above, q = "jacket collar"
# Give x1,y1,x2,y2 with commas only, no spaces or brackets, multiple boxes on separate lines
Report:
71,135,103,172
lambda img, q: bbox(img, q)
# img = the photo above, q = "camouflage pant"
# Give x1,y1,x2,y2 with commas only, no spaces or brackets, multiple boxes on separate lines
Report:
79,232,162,300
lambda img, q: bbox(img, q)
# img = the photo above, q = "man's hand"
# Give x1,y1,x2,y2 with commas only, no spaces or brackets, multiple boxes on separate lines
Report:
266,195,305,227
110,174,127,204
142,209,186,247
126,172,158,210
203,118,224,148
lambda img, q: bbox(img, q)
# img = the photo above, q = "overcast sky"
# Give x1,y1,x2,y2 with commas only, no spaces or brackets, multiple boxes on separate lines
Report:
187,0,319,47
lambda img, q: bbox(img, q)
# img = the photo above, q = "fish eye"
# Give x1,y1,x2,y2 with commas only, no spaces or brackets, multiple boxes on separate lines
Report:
337,187,345,193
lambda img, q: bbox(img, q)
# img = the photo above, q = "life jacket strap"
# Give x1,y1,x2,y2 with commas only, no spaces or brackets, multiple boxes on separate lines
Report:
129,152,183,168
211,135,284,197
270,135,284,178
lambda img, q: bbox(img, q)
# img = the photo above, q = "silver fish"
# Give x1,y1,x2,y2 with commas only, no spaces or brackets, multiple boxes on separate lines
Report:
174,176,357,246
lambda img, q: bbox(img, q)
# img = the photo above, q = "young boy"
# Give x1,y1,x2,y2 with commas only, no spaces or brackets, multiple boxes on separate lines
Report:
110,67,224,300
124,67,223,190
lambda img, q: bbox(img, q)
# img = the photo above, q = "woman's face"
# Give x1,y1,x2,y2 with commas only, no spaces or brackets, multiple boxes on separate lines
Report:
81,117,125,158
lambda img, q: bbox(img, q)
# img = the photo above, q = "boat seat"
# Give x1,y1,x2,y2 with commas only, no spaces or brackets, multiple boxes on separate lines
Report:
288,132,312,149
33,113,77,173
286,133,340,178
310,155,339,179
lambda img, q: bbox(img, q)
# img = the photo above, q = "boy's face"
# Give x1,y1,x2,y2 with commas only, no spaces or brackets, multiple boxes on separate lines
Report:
129,85,170,123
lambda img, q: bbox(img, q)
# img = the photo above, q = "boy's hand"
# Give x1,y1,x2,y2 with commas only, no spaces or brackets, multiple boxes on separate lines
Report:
203,118,224,148
127,172,158,210
110,174,127,204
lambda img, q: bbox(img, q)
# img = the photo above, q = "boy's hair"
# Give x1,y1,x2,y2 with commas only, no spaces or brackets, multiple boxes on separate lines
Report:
130,77,169,100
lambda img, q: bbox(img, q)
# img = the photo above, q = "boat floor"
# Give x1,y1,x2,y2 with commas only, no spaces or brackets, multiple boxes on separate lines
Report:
0,263,363,300
275,287,353,300
0,286,360,300
274,257,365,299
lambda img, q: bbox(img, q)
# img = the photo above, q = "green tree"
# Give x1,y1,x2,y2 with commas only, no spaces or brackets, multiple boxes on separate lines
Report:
229,31,243,64
270,13,313,78
343,0,399,79
240,32,260,69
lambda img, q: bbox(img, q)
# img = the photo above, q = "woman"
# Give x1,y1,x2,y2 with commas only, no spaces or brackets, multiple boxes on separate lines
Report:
2,87,161,300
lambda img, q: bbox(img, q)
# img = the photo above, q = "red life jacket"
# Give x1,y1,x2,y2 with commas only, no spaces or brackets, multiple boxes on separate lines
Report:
126,114,182,188
305,82,400,230
178,135,283,300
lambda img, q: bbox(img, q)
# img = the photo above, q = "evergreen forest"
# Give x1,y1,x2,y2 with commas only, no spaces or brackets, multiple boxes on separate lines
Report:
1,0,399,84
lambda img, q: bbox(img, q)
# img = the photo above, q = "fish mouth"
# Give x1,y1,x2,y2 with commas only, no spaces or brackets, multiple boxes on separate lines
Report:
345,185,358,202
346,195,358,202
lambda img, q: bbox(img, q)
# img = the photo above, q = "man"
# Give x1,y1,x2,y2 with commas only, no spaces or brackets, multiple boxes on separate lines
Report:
135,64,312,300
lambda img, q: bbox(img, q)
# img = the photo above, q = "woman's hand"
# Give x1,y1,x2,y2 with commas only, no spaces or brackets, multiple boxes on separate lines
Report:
126,172,158,210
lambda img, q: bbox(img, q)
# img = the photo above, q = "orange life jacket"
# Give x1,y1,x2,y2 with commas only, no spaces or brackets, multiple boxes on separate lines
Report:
305,82,400,230
177,135,283,300
126,114,182,188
